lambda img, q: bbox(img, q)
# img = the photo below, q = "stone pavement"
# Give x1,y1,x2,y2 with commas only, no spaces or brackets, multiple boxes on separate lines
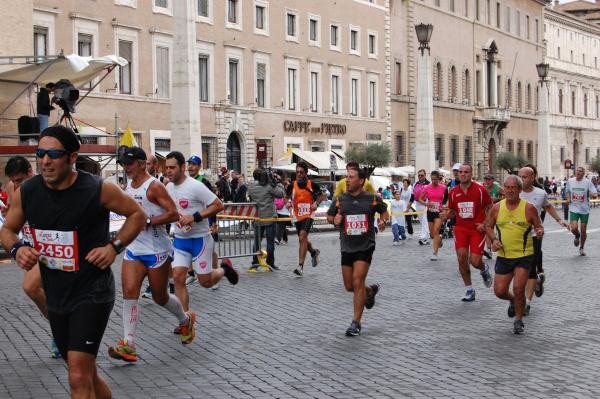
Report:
2,210,600,398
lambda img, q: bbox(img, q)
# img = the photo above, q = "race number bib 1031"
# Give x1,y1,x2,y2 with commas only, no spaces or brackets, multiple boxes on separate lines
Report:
297,202,312,217
457,201,474,219
31,228,79,272
344,214,369,236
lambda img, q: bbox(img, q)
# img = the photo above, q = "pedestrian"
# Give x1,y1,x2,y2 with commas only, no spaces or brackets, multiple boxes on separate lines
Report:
327,166,389,336
248,168,285,271
216,167,233,202
412,169,431,245
419,170,446,260
107,147,195,364
233,174,248,203
485,175,544,334
36,82,55,133
399,178,414,238
0,125,146,398
287,161,325,276
275,178,291,245
565,166,598,256
441,164,493,301
390,190,407,245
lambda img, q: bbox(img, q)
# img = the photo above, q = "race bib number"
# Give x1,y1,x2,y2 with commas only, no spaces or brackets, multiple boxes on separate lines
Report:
457,201,474,219
344,214,368,236
429,202,440,212
571,191,585,203
297,203,312,217
31,228,79,272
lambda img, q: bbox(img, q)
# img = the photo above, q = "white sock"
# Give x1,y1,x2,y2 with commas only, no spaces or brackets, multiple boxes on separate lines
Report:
123,299,139,348
161,294,188,324
465,285,473,291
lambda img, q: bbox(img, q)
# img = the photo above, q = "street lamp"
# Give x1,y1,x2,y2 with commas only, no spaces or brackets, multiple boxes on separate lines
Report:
536,62,549,82
415,23,433,55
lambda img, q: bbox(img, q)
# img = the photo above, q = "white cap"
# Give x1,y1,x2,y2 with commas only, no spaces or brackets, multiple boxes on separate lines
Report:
452,163,461,171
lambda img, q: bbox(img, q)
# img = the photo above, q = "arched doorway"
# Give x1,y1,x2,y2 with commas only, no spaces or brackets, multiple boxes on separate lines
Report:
488,137,497,175
573,139,579,167
226,132,242,173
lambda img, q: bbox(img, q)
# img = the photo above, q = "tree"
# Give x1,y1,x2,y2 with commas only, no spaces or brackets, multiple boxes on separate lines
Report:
590,157,600,174
495,152,527,174
345,143,391,177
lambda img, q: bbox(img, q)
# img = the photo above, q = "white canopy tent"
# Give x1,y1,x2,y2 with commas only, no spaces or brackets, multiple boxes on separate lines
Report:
291,149,346,176
271,163,318,176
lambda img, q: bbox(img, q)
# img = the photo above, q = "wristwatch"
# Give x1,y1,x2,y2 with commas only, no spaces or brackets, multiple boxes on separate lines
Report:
110,239,124,254
146,217,152,227
193,212,203,223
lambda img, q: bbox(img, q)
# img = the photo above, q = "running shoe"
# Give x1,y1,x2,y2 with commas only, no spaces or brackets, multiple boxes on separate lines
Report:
574,232,580,247
180,312,196,345
220,257,239,285
430,254,438,261
50,338,61,359
535,273,545,298
311,249,320,267
293,268,303,276
247,265,259,273
173,325,181,335
579,248,586,256
480,265,493,288
507,300,515,318
513,319,525,334
482,249,492,260
141,285,152,299
524,303,530,316
345,320,361,337
185,271,196,285
418,239,430,246
461,289,475,302
365,283,380,310
108,339,138,362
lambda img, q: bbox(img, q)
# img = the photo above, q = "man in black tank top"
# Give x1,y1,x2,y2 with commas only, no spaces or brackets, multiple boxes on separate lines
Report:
0,126,146,399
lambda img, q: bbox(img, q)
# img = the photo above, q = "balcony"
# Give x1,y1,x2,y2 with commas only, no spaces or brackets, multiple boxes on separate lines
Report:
481,107,511,122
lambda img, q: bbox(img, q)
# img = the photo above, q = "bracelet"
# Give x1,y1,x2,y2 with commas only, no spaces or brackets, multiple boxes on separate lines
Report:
10,240,32,260
193,212,203,223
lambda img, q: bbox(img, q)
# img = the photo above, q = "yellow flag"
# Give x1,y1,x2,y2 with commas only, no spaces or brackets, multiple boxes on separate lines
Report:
120,127,138,147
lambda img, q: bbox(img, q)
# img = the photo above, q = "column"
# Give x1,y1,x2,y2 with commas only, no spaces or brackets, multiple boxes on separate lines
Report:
415,48,436,173
537,80,552,178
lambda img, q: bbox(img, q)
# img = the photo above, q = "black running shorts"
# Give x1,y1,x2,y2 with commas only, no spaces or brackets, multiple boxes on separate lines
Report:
49,301,114,360
528,236,543,279
341,248,375,266
426,211,441,223
495,255,534,275
295,218,314,234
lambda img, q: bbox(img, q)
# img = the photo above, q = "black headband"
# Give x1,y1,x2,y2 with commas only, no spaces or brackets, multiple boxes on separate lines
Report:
39,125,81,153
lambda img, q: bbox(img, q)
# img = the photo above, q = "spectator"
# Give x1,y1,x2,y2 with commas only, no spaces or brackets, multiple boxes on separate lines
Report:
37,82,55,133
216,167,232,202
390,190,407,245
276,178,291,245
233,174,248,203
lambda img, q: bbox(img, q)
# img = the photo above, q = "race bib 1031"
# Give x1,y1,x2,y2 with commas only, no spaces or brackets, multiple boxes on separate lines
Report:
344,214,369,236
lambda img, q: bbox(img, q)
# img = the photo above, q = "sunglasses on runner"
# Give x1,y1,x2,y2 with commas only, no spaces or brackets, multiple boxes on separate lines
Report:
36,148,69,159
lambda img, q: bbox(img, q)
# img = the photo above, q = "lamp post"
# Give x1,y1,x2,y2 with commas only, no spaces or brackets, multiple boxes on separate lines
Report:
414,23,436,173
536,62,552,178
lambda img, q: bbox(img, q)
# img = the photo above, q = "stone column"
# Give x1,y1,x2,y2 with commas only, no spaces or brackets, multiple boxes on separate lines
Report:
537,79,552,178
415,46,436,173
171,0,202,156
490,61,497,108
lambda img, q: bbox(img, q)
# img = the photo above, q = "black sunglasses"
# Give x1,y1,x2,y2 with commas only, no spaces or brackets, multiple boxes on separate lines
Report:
36,148,69,159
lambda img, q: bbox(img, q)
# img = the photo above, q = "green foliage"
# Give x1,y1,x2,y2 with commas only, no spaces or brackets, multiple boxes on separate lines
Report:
495,152,528,173
345,143,391,176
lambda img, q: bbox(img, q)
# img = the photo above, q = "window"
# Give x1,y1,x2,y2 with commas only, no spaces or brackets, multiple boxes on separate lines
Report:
570,50,574,63
287,68,297,110
464,69,471,103
450,0,455,12
476,70,481,104
396,133,406,164
228,59,238,104
350,29,358,52
527,141,533,162
450,136,458,164
585,147,590,163
496,2,501,28
310,71,318,112
476,0,480,21
435,135,445,166
199,55,209,102
516,11,520,36
330,24,339,48
198,0,208,17
256,63,265,108
287,13,297,38
435,0,440,6
517,140,524,157
584,93,588,117
557,47,561,59
571,90,576,115
526,15,530,39
395,62,402,94
368,34,376,56
434,62,442,99
595,57,598,68
155,46,169,98
351,78,358,116
331,75,339,114
517,81,522,111
560,147,565,163
228,0,237,23
535,18,539,42
33,26,48,62
527,83,531,111
487,0,491,24
255,5,265,30
309,18,319,43
118,39,133,94
505,6,510,33
464,137,472,164
368,81,376,118
155,138,171,151
464,0,468,17
155,0,167,7
507,139,514,153
583,54,586,66
450,66,457,100
78,34,93,89
558,89,563,113
596,95,599,118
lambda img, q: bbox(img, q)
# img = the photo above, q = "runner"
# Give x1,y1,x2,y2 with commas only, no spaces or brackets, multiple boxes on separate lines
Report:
333,161,376,198
108,147,196,363
165,151,238,317
485,175,544,334
0,125,145,398
441,164,493,301
517,167,569,315
565,166,598,256
418,170,446,260
412,169,430,245
287,161,326,276
327,167,389,336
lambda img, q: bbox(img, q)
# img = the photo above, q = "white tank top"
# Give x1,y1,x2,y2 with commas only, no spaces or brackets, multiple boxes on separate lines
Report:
126,176,172,255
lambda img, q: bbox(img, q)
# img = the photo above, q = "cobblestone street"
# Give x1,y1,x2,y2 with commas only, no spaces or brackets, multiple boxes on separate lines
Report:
2,211,600,398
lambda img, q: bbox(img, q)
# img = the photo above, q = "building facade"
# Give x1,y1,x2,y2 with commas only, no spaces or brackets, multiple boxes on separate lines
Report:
391,0,547,179
1,0,390,178
546,2,600,179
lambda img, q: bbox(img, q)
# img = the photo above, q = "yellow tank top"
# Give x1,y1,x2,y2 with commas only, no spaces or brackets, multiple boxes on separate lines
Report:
496,199,534,259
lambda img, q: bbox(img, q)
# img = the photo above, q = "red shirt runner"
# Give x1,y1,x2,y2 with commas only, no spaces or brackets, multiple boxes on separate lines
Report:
447,181,492,230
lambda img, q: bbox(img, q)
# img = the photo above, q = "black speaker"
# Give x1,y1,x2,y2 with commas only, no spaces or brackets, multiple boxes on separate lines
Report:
17,115,40,141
